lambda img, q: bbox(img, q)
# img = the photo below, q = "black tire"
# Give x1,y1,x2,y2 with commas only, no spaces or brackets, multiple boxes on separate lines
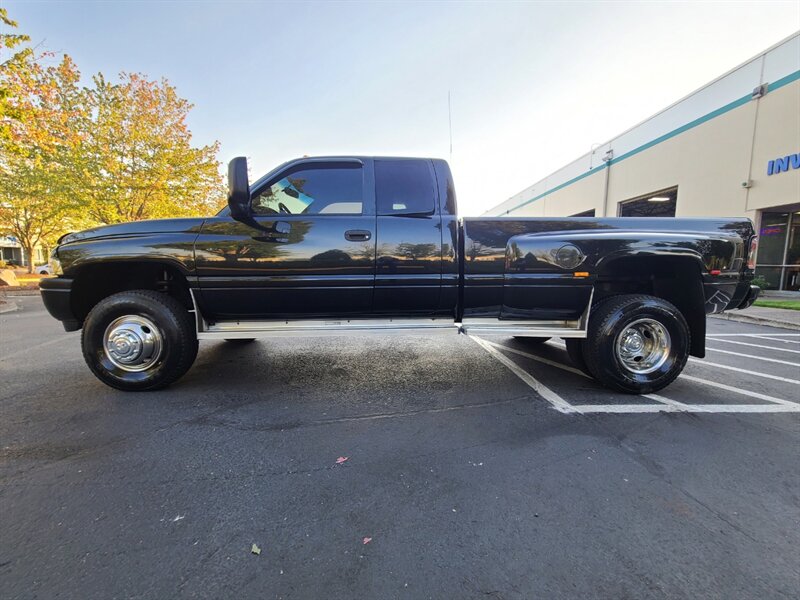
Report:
566,295,625,376
224,338,256,344
513,336,551,344
582,294,690,394
81,290,198,391
564,338,590,375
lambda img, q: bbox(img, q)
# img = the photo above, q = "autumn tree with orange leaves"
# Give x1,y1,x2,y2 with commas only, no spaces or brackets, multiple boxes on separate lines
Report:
0,10,224,271
0,9,86,272
78,73,224,224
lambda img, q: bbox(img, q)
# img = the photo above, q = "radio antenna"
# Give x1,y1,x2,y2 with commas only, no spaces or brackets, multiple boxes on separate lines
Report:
448,90,453,159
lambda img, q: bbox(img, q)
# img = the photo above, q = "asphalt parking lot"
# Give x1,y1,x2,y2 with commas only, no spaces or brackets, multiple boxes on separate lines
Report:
1,295,799,599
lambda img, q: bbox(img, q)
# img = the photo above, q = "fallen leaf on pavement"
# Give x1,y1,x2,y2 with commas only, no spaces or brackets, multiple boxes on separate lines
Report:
336,456,349,464
362,537,372,545
251,543,261,555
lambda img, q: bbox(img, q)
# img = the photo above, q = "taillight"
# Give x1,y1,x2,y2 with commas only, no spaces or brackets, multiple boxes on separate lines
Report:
747,236,758,270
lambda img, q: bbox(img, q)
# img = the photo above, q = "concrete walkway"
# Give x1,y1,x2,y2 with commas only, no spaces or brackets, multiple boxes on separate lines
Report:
712,305,800,330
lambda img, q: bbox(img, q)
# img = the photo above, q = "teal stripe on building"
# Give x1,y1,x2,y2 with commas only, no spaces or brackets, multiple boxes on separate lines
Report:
501,69,800,215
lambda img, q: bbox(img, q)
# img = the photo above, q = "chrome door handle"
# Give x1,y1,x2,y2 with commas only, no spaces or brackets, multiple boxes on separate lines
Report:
345,230,372,241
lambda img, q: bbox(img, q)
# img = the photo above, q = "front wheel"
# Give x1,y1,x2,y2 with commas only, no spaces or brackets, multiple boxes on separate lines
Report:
582,294,690,394
81,290,198,391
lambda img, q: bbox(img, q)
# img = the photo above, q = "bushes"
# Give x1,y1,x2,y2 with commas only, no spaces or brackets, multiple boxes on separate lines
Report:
751,275,771,290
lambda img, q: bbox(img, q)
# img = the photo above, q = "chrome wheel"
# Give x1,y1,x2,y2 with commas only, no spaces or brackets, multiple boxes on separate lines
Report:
615,318,671,375
103,315,163,372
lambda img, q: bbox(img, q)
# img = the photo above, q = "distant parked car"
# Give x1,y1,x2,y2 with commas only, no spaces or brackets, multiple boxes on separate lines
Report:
36,264,53,275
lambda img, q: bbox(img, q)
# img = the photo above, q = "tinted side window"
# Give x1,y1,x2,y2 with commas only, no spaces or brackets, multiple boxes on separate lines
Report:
375,160,435,216
252,164,363,216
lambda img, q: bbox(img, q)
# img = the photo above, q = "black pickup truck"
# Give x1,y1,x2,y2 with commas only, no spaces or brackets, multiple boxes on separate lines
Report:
40,156,760,394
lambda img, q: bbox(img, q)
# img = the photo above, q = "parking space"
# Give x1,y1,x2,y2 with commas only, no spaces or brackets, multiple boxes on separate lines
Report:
475,320,800,414
1,295,799,599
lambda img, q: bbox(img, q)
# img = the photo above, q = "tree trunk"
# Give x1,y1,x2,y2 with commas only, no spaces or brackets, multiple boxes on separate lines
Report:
22,243,34,274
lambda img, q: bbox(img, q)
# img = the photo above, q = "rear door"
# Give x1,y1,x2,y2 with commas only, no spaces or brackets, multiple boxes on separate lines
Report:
194,159,376,319
372,159,443,315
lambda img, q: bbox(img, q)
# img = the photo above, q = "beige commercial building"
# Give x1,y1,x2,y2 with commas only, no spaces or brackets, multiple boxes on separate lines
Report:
485,33,800,291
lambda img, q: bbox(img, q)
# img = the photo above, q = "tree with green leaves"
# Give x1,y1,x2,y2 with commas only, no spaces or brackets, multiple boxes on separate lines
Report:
78,73,224,224
0,11,225,271
0,7,32,148
0,10,86,271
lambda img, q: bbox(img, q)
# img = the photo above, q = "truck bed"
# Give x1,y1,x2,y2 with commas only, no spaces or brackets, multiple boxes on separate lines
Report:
460,216,755,320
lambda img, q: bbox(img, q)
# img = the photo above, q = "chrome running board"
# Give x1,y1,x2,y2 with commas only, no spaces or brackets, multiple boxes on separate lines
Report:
188,289,591,340
200,317,458,339
459,289,592,338
457,319,586,338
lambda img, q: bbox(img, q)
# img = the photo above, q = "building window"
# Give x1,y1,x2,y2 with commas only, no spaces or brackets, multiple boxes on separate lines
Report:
571,209,595,217
755,208,800,291
618,188,677,217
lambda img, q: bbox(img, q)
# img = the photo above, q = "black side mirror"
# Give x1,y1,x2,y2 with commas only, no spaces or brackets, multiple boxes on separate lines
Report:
227,157,250,220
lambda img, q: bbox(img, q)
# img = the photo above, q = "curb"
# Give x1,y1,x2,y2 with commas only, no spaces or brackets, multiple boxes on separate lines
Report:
709,311,800,331
0,288,40,296
0,301,19,314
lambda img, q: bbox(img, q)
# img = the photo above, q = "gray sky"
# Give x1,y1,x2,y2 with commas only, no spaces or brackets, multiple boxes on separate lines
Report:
6,1,799,215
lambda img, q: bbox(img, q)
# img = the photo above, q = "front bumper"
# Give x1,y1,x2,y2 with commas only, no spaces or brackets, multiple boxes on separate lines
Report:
39,277,81,331
737,284,761,310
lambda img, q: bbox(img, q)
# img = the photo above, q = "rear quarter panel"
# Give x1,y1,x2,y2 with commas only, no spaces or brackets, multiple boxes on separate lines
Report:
462,217,754,319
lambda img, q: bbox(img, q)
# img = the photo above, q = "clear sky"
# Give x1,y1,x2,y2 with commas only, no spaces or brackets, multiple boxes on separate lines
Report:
5,1,799,215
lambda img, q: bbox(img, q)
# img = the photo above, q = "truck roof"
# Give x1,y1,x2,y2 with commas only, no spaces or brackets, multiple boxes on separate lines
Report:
249,156,444,190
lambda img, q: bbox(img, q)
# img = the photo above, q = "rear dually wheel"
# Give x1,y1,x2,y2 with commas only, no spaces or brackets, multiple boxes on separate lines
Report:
581,294,690,394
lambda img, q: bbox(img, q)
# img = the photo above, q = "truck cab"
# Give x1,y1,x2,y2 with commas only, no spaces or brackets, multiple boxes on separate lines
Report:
194,157,458,320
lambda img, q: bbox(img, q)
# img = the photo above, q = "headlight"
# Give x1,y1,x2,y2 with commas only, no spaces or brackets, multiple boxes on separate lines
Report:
50,250,63,275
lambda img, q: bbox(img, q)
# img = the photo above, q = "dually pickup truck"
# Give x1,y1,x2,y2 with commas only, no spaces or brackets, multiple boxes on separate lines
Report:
41,156,760,394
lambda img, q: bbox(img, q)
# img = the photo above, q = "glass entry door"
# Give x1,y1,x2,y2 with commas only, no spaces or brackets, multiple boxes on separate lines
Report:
755,209,800,291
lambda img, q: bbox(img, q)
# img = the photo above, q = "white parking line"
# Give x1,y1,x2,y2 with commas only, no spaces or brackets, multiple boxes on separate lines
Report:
512,341,800,412
484,339,680,404
475,336,800,415
645,394,699,411
471,337,576,414
687,357,800,385
706,333,800,337
709,338,800,354
487,340,587,378
573,404,800,414
678,374,800,407
705,346,800,367
543,340,797,406
752,335,800,345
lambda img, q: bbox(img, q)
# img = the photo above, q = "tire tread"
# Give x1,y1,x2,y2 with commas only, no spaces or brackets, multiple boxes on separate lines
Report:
583,294,690,394
81,290,198,391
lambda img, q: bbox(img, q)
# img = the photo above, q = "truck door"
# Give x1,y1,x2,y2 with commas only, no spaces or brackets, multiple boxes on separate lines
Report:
373,159,443,315
194,159,376,319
